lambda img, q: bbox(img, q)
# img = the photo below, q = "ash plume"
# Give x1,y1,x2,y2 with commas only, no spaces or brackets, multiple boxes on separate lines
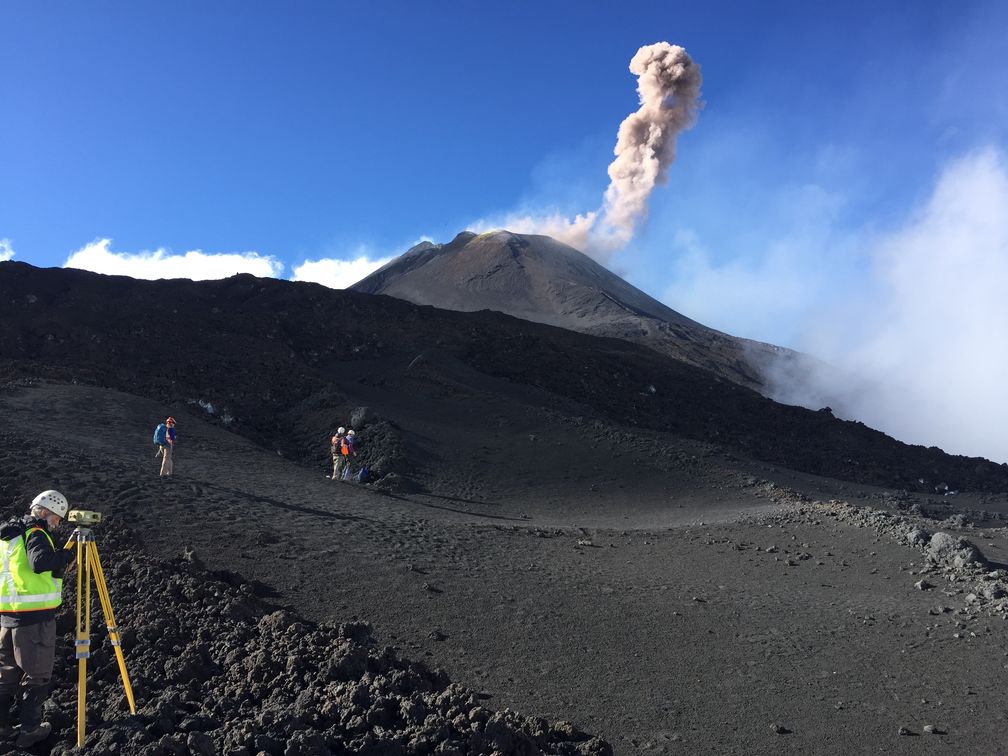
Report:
597,42,703,251
476,42,702,261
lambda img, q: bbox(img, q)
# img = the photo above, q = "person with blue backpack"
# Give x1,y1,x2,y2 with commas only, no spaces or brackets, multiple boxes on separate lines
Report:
153,417,177,476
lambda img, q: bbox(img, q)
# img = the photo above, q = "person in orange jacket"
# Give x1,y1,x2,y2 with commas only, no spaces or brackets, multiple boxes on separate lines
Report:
329,427,346,479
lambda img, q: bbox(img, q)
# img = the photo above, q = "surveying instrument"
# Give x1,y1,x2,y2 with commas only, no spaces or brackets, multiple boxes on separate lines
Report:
64,509,136,748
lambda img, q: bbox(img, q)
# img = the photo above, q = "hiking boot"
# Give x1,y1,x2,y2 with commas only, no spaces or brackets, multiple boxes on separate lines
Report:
16,721,52,747
0,693,12,739
0,698,13,740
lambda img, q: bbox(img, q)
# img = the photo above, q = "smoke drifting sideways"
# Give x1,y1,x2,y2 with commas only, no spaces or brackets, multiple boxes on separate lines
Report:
763,149,1008,464
476,42,702,262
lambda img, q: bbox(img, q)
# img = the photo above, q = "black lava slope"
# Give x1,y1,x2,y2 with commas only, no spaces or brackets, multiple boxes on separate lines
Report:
1,260,1006,493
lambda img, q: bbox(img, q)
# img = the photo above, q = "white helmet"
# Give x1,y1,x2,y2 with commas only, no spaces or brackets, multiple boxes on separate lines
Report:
32,490,69,518
337,427,346,435
347,429,355,437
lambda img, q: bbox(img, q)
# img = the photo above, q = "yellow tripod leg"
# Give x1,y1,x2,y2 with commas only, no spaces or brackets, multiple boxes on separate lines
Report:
75,536,91,749
87,541,136,713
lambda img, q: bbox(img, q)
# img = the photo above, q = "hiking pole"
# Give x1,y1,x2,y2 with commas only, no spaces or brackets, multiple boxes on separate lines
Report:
64,511,136,748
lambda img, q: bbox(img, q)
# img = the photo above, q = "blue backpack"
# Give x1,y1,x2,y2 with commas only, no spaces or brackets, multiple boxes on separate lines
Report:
356,467,370,484
153,423,167,446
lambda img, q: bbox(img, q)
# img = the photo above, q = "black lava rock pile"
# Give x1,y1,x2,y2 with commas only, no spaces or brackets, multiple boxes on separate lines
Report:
6,521,610,756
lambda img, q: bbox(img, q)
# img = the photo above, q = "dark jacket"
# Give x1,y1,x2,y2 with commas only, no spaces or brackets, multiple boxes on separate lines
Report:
0,515,74,628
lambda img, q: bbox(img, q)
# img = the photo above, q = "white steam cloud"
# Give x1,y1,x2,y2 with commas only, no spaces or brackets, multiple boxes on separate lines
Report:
292,253,395,289
771,149,1008,462
475,42,702,261
59,238,396,290
64,238,283,280
0,238,14,262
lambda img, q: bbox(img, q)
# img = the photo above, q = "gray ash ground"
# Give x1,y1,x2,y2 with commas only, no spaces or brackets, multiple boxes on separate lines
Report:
4,383,1008,754
4,523,607,756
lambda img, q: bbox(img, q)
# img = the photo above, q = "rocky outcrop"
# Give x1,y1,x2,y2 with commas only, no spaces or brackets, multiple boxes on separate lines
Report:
22,522,610,756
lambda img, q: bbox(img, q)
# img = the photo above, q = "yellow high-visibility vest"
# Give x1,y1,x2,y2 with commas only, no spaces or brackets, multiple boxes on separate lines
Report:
0,527,63,612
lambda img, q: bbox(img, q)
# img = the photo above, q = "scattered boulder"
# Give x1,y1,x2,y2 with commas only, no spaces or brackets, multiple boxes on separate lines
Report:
981,583,1006,601
925,532,983,569
904,526,930,548
941,513,970,529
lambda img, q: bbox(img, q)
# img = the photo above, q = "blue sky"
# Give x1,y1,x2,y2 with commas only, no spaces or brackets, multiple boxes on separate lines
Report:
3,1,1008,460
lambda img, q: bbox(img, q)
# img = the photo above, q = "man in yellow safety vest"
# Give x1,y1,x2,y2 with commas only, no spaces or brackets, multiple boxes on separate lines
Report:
0,490,76,748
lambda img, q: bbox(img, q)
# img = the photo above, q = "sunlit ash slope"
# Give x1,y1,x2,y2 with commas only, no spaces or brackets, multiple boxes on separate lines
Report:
352,230,796,394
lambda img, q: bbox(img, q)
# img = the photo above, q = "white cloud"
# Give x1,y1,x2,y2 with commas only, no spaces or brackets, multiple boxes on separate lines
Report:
64,238,283,280
291,252,394,289
769,148,1008,462
0,238,14,262
657,147,1008,463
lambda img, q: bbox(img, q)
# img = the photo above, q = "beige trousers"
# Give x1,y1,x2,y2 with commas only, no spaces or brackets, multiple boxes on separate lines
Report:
159,444,174,476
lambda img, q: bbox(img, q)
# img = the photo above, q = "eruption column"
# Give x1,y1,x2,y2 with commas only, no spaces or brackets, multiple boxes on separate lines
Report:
595,42,703,253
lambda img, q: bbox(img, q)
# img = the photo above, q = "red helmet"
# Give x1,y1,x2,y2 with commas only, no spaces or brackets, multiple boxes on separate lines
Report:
166,417,176,425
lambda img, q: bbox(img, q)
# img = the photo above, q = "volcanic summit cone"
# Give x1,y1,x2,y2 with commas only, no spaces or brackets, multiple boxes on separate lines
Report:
353,230,793,393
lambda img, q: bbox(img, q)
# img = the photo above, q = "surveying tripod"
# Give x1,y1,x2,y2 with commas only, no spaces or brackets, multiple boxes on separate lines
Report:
65,523,136,748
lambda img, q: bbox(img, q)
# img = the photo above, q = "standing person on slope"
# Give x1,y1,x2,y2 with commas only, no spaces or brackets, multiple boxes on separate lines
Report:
337,429,358,481
0,490,76,748
158,417,177,477
330,427,346,479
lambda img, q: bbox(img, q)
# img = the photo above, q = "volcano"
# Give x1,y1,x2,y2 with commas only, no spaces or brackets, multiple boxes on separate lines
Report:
352,230,799,394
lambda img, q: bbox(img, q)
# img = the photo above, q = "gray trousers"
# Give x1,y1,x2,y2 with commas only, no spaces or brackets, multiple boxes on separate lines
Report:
335,455,352,480
0,622,56,692
1,622,56,730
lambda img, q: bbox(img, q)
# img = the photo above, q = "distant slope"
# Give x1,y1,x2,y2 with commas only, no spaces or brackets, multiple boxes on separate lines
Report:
352,230,803,394
2,260,1008,494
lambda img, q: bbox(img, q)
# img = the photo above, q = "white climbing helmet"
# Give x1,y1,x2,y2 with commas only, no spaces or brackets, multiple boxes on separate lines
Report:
347,429,355,437
32,490,69,518
337,427,346,435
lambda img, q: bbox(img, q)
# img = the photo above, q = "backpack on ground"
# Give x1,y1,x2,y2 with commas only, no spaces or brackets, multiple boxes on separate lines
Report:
356,466,370,484
341,466,353,481
153,423,167,446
